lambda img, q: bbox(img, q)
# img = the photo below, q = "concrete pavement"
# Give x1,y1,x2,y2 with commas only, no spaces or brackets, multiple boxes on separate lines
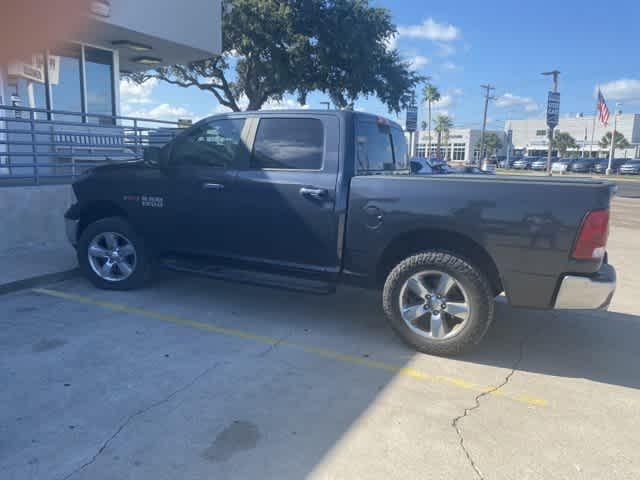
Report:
1,198,639,480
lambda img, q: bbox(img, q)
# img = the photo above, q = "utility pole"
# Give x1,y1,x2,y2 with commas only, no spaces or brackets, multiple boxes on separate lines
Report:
542,70,560,175
607,103,621,175
479,84,495,167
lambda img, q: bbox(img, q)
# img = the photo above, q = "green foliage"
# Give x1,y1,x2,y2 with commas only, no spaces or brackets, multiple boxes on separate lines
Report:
433,114,453,158
482,132,503,157
599,131,630,150
552,131,577,156
129,0,424,112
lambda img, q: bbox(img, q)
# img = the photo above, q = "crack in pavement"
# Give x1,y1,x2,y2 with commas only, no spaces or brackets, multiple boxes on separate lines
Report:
256,330,294,358
60,361,224,480
451,325,543,480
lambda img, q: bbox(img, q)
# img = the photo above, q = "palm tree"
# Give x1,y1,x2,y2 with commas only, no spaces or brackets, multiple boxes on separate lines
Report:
434,114,453,160
421,82,441,157
599,131,630,156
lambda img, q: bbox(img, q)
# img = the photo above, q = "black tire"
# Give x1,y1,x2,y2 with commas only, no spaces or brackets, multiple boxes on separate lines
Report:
382,251,494,356
77,216,152,290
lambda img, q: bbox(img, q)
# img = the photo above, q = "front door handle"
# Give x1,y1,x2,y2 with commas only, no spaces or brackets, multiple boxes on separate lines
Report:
300,187,328,200
203,182,225,191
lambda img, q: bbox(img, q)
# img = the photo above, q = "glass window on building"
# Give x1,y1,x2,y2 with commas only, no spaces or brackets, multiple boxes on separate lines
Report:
85,47,115,124
453,143,466,161
416,144,426,158
49,44,83,121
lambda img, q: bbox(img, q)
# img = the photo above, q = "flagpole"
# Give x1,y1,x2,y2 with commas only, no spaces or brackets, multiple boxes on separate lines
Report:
607,103,620,175
590,85,598,159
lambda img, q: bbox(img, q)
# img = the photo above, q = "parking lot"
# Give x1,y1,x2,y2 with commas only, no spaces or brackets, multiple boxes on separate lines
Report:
2,197,639,480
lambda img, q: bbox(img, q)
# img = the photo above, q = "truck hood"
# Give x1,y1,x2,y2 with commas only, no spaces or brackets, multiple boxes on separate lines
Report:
88,159,147,175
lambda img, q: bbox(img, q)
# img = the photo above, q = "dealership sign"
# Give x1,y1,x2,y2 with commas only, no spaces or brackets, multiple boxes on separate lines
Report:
546,91,560,129
405,106,418,132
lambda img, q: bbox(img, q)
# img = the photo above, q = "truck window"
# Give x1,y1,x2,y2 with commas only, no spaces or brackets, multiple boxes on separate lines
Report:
391,126,409,170
251,118,324,170
170,118,245,168
356,121,393,173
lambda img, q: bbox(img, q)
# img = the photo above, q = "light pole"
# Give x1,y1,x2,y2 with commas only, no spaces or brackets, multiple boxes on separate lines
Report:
607,103,621,175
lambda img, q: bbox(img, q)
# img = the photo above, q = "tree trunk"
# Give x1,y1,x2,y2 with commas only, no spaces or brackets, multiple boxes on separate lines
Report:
427,102,432,158
437,131,442,159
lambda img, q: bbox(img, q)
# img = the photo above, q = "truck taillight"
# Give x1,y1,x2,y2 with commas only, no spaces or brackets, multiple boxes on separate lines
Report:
572,209,610,260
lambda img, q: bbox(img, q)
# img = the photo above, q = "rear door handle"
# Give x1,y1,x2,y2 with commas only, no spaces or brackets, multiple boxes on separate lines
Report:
202,182,225,191
300,187,328,200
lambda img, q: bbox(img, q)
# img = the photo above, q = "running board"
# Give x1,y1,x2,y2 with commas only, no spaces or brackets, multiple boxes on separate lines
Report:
159,256,336,295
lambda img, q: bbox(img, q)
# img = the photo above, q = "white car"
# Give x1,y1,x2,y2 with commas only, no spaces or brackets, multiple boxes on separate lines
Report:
551,160,571,173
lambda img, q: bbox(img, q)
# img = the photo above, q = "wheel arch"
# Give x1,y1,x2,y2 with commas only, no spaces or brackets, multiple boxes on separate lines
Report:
376,228,503,296
76,201,129,241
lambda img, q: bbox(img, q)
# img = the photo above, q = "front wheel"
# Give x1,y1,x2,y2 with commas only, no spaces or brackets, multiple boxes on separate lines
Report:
382,251,494,356
77,217,152,290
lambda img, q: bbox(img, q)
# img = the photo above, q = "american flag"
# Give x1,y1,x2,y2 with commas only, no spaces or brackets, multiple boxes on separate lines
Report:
597,89,610,126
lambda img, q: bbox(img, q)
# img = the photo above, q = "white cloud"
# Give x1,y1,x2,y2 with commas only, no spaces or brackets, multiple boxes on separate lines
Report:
436,42,457,57
261,98,310,110
119,78,157,104
495,93,539,112
122,103,197,122
385,33,399,52
441,61,459,71
398,18,460,42
408,55,430,71
599,79,640,102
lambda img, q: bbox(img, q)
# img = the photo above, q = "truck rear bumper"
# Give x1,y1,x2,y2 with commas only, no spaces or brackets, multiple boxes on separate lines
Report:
554,263,616,310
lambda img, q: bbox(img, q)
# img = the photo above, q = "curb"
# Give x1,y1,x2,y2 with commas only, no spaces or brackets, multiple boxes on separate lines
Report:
0,268,79,296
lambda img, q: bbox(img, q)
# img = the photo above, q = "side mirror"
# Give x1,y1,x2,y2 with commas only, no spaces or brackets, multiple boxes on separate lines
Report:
144,146,170,168
143,146,161,164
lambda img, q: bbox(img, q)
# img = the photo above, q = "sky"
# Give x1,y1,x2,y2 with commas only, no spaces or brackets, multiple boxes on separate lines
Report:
120,0,640,131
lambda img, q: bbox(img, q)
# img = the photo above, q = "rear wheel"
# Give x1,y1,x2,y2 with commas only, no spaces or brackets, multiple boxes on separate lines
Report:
78,217,152,290
382,251,494,356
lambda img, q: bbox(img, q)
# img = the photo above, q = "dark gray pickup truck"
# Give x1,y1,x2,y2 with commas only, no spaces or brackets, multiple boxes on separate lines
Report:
65,110,616,355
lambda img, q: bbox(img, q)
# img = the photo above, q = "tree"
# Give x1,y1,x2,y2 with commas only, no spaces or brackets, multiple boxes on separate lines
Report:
128,0,423,112
483,132,503,157
421,81,440,156
599,131,630,154
553,132,577,157
433,114,453,159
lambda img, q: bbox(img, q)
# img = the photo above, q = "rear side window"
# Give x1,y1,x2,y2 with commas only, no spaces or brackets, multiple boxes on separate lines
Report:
356,120,408,173
391,126,409,170
251,118,324,170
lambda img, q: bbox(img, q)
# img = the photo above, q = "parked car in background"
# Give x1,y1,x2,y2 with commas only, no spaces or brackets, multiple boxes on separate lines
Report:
453,165,495,175
409,157,454,175
551,158,572,174
569,158,598,173
499,156,520,168
619,160,640,175
64,109,617,356
410,157,434,175
531,158,550,171
512,157,535,169
593,159,628,174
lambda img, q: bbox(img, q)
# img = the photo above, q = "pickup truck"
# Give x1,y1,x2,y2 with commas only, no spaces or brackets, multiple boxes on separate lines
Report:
65,110,616,355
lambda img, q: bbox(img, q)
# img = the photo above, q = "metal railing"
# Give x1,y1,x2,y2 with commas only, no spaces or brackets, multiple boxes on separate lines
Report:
0,105,185,186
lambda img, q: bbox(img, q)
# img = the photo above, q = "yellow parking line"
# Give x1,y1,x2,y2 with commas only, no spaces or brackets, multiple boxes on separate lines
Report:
33,287,547,407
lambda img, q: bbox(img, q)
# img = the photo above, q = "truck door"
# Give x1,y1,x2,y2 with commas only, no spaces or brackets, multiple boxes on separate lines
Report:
232,114,341,278
163,117,247,255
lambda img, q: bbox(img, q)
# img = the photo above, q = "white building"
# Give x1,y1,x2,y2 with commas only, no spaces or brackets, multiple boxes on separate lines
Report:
0,0,221,117
506,114,640,158
413,128,506,163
